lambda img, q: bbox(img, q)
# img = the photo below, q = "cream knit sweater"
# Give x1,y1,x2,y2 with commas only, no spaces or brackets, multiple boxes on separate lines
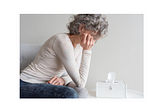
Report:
20,33,92,87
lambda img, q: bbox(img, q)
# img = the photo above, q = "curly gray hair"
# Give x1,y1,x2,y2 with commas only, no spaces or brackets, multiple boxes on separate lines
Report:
67,14,108,39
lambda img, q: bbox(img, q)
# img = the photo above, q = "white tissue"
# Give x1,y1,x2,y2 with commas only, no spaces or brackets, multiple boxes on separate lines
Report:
105,72,116,83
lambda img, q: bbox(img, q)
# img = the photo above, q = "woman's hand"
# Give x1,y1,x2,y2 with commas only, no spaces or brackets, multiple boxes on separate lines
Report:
80,33,95,50
47,76,65,86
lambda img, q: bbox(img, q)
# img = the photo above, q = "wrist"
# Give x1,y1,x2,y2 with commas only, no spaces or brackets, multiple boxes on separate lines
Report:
83,48,91,51
61,78,65,85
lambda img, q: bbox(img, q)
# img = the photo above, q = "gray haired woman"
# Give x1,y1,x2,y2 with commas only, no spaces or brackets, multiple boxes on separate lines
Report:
20,14,108,98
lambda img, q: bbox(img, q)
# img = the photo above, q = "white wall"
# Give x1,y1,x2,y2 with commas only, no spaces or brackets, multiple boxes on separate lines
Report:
20,14,143,92
20,14,71,44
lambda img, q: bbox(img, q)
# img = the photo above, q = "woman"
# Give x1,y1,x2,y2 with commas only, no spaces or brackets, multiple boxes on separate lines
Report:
20,14,108,98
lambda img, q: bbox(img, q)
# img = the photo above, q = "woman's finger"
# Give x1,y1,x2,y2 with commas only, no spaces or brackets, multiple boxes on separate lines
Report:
91,36,95,46
87,35,91,46
49,76,57,84
51,79,58,85
54,81,60,85
83,33,87,44
90,36,93,46
55,82,60,85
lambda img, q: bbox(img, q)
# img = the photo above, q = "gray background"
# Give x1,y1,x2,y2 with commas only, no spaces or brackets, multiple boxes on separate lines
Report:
20,14,143,92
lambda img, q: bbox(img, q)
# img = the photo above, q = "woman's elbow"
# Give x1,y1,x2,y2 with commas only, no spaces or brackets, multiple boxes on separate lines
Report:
77,83,85,88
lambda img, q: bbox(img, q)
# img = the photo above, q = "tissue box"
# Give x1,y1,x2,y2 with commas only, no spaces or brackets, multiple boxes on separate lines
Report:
96,80,127,98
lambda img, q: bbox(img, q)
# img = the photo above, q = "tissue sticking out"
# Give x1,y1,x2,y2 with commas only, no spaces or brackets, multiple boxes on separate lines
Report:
105,72,116,83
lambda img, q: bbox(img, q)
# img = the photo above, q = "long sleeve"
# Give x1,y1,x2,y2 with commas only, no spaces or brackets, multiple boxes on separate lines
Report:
60,71,72,85
61,49,82,85
53,36,92,87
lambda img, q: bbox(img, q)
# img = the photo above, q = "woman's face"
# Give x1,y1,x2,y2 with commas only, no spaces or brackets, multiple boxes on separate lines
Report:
79,24,101,41
82,30,101,41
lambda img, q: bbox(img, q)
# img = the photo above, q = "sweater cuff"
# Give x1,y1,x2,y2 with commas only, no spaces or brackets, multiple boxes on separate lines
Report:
61,75,72,85
83,50,92,55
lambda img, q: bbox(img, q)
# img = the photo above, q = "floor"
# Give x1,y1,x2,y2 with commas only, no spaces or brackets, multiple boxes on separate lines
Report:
87,89,143,98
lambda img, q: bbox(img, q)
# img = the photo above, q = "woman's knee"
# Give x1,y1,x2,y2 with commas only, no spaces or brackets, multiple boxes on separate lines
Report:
64,87,79,98
74,87,88,98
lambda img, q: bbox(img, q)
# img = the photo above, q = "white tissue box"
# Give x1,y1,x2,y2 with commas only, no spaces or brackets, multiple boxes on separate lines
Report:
96,80,127,98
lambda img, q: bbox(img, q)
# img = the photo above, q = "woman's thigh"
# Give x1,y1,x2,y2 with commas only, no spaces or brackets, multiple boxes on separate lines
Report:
20,80,78,98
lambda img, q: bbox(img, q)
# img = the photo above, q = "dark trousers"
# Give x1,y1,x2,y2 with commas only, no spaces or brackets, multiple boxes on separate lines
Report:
20,79,79,98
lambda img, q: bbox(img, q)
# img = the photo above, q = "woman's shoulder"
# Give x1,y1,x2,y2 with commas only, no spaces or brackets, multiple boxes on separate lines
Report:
41,33,69,47
49,33,72,48
45,33,69,44
51,33,69,41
